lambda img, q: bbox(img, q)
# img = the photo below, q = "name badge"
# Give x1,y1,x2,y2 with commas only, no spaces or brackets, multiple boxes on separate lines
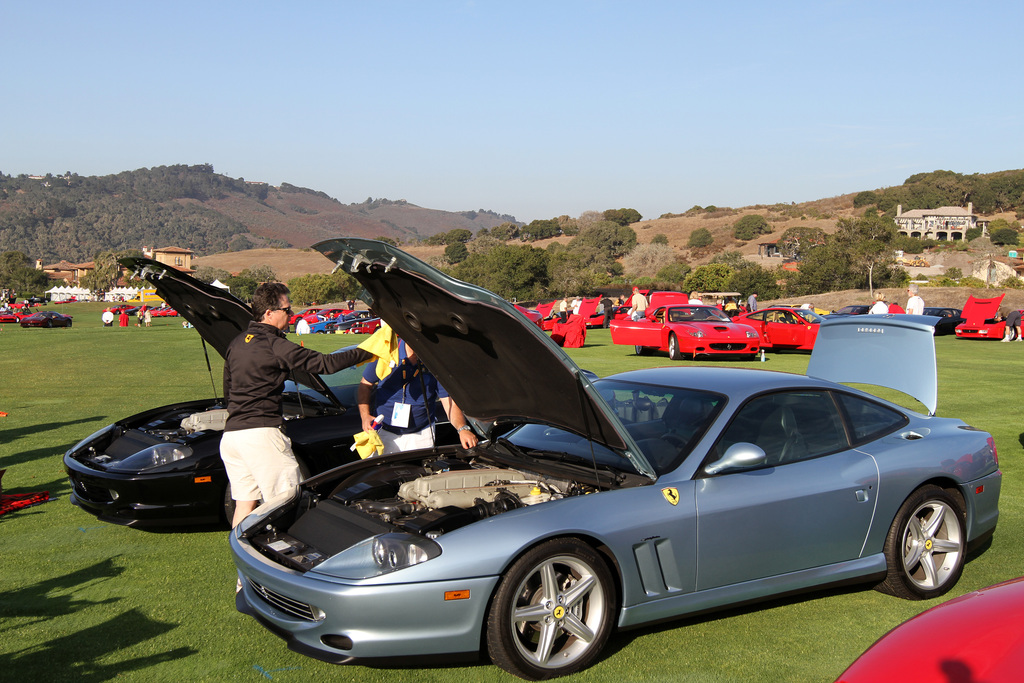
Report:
391,402,411,428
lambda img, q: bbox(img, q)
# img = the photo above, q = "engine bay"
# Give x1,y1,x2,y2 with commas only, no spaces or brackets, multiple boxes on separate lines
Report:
249,454,604,571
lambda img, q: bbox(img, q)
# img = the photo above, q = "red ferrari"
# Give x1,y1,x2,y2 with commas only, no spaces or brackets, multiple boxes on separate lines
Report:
610,304,760,360
732,306,824,351
954,294,1016,340
837,577,1024,682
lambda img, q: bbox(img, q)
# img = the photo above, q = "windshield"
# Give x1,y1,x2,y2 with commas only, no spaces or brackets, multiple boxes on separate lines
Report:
793,309,825,323
667,307,731,323
504,379,726,476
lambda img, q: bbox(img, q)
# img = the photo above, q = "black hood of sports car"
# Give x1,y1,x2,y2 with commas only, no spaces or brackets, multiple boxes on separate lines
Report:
118,257,337,403
314,238,655,479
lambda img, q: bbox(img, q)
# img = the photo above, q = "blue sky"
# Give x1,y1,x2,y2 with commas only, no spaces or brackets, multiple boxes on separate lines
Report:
3,1,1021,223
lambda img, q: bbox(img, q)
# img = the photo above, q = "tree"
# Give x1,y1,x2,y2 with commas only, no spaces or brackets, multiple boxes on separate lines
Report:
622,243,676,279
778,227,826,260
650,233,669,246
990,226,1019,246
223,275,258,301
655,262,691,288
520,219,560,241
288,273,337,305
732,214,771,241
688,228,713,248
729,263,781,300
445,242,469,264
489,222,520,241
446,228,473,244
0,251,48,293
570,221,638,267
683,263,734,293
452,244,549,300
194,266,232,284
240,264,278,283
603,208,642,226
834,214,900,295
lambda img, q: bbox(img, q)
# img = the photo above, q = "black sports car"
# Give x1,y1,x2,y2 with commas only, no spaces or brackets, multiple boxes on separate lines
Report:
63,258,392,527
922,307,964,336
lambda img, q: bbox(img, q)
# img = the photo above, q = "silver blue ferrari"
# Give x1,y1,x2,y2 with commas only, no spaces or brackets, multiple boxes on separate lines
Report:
230,239,1001,680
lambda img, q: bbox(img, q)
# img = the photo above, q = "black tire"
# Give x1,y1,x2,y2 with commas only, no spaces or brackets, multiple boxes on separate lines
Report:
222,485,236,527
45,320,52,328
66,320,72,328
634,345,648,356
877,485,966,600
486,538,615,680
667,333,682,361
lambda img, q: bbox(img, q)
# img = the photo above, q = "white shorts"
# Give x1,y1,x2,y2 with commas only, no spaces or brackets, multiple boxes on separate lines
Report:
379,424,435,455
220,427,299,502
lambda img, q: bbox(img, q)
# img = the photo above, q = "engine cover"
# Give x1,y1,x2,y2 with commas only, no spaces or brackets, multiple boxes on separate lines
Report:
398,468,543,509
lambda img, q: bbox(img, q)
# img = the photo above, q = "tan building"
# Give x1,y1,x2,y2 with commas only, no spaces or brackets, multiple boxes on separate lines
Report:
143,246,194,271
895,203,987,241
37,259,94,284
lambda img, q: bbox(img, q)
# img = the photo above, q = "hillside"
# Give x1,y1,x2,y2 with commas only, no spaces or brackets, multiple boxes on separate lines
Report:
0,166,519,263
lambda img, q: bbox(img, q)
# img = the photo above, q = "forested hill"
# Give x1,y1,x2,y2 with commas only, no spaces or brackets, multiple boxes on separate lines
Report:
0,165,519,263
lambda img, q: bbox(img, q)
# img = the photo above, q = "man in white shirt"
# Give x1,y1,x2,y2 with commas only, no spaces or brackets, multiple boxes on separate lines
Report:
905,284,925,315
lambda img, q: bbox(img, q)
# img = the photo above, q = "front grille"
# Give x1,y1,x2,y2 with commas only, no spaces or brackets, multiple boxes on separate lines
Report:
709,343,748,351
247,578,324,622
71,477,114,503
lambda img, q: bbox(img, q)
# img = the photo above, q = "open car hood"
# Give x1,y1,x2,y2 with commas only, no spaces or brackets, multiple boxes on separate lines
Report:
960,295,1004,325
806,314,940,415
118,257,338,404
314,238,656,480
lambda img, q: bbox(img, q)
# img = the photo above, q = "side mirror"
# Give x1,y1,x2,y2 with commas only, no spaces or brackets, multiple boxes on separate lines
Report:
704,442,767,475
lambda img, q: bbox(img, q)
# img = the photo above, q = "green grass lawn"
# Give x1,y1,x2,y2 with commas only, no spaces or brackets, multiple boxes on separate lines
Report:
1,303,1021,682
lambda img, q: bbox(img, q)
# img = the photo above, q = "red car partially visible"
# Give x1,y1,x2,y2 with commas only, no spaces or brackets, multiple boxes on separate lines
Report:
837,577,1024,682
955,295,1012,340
513,305,543,328
732,306,823,351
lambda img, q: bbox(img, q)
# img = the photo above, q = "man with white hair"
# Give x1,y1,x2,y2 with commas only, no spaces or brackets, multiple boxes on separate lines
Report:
906,284,924,316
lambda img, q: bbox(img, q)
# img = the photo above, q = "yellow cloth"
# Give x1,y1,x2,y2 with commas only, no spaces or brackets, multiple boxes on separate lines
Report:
357,322,400,380
352,429,384,459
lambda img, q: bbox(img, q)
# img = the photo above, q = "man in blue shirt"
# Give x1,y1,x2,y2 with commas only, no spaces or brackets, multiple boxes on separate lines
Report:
357,339,478,455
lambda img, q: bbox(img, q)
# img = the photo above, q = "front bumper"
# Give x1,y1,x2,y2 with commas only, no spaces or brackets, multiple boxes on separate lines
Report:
230,532,499,661
63,456,225,527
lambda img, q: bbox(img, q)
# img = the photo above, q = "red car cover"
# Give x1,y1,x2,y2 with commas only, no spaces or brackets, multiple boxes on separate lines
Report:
551,314,587,348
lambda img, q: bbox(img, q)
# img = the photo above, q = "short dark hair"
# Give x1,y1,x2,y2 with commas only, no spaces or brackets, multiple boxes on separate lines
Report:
251,282,290,321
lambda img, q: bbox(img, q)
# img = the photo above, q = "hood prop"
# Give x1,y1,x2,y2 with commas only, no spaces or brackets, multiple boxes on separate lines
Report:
200,337,222,403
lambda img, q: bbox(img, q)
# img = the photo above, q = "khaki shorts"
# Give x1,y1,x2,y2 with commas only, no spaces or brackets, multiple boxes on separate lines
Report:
220,427,299,502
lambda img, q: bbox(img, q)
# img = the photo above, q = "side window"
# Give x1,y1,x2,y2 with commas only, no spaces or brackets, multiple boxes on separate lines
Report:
748,311,766,322
835,392,908,444
709,391,848,468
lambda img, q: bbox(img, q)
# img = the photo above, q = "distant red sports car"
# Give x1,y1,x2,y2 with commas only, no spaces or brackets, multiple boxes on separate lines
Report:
0,309,25,323
20,310,73,328
837,577,1024,682
610,304,760,360
954,294,1017,340
513,304,543,327
732,307,824,351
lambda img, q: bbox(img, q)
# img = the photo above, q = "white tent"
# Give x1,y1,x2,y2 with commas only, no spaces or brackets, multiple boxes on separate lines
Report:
211,279,230,291
46,285,91,302
105,287,140,302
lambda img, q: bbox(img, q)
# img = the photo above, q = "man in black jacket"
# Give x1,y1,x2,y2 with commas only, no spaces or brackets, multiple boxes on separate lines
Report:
220,282,372,528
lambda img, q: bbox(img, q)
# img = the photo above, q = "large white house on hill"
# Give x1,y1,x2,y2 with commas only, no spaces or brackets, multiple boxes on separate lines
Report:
895,203,988,241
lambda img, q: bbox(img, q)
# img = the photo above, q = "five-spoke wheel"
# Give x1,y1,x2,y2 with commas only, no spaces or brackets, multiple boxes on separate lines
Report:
487,538,615,680
878,485,966,600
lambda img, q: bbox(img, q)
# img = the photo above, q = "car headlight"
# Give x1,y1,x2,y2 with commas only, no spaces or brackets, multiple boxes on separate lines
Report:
686,330,705,338
745,330,759,338
107,444,194,472
313,532,441,579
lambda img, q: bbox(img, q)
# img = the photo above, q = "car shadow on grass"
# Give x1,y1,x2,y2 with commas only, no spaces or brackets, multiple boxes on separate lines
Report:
0,557,196,679
0,416,109,467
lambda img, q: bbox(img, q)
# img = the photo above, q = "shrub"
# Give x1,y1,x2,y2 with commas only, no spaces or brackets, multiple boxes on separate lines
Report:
732,214,770,241
945,267,963,280
688,228,713,248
